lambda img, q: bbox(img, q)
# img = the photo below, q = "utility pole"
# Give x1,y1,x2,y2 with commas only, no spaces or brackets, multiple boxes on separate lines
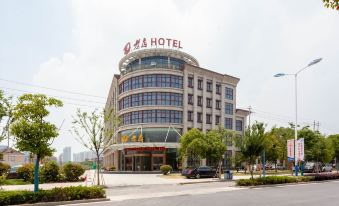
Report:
248,106,252,129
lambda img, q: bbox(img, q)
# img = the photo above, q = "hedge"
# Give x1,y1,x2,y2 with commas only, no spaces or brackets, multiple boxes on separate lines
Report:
0,186,105,205
305,173,339,181
236,176,314,186
160,165,172,175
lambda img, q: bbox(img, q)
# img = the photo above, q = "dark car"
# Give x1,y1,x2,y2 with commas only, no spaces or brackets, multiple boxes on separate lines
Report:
181,166,217,179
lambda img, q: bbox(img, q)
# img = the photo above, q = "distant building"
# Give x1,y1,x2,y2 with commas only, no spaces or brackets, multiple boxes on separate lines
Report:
73,151,96,163
58,153,63,164
0,147,25,167
62,147,71,163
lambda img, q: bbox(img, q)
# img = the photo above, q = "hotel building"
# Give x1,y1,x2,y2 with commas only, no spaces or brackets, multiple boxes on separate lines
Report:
103,40,248,171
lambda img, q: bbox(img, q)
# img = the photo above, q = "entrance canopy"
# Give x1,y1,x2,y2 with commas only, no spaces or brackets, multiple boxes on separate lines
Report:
109,142,179,151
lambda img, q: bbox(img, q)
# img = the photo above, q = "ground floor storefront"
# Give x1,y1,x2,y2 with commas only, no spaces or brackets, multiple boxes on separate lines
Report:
103,143,179,171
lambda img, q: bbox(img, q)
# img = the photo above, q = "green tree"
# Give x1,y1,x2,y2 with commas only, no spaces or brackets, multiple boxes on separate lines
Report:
264,126,295,172
179,128,207,167
236,122,266,179
10,94,63,192
0,90,14,143
299,128,333,172
323,0,339,10
328,134,339,171
71,108,119,185
205,128,228,178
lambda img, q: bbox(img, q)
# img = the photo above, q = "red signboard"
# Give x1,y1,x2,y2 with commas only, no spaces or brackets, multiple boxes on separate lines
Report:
124,147,166,151
123,38,183,55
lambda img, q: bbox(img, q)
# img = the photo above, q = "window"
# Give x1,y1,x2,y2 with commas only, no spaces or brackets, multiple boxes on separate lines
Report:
215,115,220,125
121,110,183,125
198,96,202,106
225,118,233,129
225,103,233,115
236,120,243,131
206,114,212,124
188,94,193,105
119,74,183,93
207,81,212,92
118,92,183,110
188,77,194,88
216,100,221,110
198,79,203,90
225,87,233,100
197,112,202,123
206,98,212,108
216,84,221,94
188,111,193,121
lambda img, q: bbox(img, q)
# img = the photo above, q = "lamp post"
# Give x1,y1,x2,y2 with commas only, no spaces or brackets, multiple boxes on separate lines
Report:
274,58,322,176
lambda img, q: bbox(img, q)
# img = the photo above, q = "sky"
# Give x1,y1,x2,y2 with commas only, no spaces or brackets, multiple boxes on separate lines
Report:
0,0,338,158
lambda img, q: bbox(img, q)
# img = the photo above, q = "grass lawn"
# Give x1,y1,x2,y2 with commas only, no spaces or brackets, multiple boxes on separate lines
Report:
0,179,31,185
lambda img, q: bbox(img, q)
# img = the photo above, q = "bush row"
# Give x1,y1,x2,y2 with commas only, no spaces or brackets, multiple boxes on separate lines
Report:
305,173,339,181
236,176,314,186
0,186,105,205
17,162,85,183
0,162,11,176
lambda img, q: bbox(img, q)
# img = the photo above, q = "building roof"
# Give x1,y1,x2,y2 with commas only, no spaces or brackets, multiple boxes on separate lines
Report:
0,147,24,155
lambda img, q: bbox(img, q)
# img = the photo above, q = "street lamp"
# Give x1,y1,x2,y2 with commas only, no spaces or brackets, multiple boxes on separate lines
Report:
274,58,322,176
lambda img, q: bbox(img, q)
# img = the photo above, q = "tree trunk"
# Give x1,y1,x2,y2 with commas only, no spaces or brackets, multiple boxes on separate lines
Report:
275,160,277,173
34,155,40,192
96,153,100,185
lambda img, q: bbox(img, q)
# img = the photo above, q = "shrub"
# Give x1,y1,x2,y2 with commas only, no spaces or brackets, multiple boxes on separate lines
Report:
0,186,105,205
0,174,7,185
62,163,85,182
109,166,116,171
236,176,314,186
17,164,34,182
40,161,60,183
160,165,172,175
306,173,339,181
0,162,10,175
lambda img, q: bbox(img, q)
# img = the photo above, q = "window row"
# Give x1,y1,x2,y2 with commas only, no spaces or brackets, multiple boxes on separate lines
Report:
121,110,183,125
119,74,183,93
119,92,183,110
124,56,186,74
187,77,223,94
188,94,221,110
187,111,221,125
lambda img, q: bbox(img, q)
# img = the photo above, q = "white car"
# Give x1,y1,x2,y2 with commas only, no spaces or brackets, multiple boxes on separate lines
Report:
322,164,332,172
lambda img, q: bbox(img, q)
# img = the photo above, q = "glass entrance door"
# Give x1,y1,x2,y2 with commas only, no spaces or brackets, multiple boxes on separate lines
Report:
152,155,165,171
134,155,151,171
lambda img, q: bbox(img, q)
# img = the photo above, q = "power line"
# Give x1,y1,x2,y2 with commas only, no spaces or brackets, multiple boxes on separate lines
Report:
0,86,106,105
0,78,106,99
1,90,104,109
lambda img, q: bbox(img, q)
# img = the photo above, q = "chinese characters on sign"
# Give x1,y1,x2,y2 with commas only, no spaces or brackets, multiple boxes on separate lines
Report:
121,134,143,143
297,138,304,161
123,38,183,55
287,138,304,161
287,139,294,161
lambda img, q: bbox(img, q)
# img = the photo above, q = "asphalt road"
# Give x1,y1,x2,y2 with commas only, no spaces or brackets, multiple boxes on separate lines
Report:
69,180,339,206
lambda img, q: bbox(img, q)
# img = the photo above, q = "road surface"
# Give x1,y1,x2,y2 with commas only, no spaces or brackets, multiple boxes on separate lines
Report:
67,180,339,206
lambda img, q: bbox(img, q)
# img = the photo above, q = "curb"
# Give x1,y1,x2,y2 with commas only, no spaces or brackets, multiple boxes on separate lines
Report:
14,198,110,206
236,179,339,189
178,179,235,185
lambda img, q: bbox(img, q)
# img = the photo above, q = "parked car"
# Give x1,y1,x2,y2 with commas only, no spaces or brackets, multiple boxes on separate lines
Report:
181,166,217,178
321,164,333,172
303,162,316,173
7,165,22,179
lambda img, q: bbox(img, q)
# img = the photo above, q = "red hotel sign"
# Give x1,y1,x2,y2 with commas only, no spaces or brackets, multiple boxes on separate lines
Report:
123,38,183,55
124,147,166,152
